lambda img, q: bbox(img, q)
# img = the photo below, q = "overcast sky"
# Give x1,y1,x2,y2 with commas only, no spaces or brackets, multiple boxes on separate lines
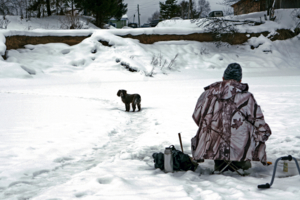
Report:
123,0,227,24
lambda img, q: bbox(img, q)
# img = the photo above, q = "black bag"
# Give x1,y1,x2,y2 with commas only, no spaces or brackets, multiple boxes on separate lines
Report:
152,152,164,170
152,145,197,171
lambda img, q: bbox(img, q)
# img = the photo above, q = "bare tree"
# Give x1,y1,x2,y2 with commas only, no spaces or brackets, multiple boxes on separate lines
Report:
197,0,210,17
0,0,15,16
223,6,234,16
54,0,66,15
147,10,160,23
26,0,57,18
179,0,188,19
178,0,199,19
59,13,84,29
10,0,28,18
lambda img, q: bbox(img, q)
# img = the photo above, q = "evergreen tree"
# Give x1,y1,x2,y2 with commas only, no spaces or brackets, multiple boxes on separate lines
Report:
148,11,160,23
74,0,127,28
159,0,180,20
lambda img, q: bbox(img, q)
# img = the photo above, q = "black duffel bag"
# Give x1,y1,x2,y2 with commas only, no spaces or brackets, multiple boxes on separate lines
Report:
152,145,197,171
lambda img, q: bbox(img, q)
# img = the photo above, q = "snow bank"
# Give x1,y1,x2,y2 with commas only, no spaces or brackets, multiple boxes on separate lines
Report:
0,60,32,78
0,32,6,55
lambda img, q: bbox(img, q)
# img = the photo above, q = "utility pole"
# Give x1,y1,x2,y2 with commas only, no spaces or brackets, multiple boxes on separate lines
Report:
137,4,140,27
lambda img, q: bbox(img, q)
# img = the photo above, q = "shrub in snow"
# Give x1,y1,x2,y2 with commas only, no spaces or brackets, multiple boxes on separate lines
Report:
167,53,179,70
149,53,179,77
192,18,238,47
291,9,300,32
200,47,209,55
0,16,10,29
59,14,84,29
151,52,167,70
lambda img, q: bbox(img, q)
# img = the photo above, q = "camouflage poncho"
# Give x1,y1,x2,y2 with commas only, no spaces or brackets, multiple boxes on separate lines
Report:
192,80,271,164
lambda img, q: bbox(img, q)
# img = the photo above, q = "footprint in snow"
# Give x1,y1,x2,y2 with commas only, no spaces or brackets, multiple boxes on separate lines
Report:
32,169,50,178
61,49,70,54
75,191,89,198
53,157,74,163
97,176,114,184
8,181,32,187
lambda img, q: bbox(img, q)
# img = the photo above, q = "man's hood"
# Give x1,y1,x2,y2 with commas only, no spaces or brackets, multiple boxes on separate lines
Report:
204,80,249,100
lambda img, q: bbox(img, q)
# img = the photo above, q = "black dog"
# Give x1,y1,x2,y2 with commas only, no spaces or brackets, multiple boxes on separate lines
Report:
117,90,141,112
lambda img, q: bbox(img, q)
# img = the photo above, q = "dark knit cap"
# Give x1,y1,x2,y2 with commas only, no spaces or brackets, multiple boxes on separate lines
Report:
223,63,242,81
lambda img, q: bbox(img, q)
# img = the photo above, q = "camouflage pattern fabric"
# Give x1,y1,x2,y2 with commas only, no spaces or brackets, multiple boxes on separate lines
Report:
191,80,271,164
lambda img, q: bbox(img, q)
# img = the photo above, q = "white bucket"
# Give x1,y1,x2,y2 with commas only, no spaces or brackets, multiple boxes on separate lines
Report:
277,159,300,177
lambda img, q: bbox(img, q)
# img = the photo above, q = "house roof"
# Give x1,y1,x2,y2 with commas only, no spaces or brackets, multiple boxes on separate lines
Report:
231,0,242,7
231,0,261,7
110,14,128,21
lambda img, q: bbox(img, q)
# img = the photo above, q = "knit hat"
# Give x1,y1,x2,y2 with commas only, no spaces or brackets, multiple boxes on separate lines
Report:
223,63,242,81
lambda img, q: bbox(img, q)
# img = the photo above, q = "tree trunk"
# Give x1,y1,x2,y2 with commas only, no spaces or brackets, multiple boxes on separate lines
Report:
42,3,45,17
96,12,103,28
25,0,28,18
72,0,74,16
37,4,41,18
56,0,59,15
46,0,51,16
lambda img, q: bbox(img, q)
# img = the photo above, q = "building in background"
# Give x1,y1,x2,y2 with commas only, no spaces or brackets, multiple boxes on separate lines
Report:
231,0,300,15
108,15,128,28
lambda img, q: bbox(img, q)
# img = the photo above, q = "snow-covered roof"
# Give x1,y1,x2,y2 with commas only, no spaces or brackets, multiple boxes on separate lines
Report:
110,14,128,21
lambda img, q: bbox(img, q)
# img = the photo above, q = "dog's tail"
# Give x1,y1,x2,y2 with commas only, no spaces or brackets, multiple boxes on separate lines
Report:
134,94,141,105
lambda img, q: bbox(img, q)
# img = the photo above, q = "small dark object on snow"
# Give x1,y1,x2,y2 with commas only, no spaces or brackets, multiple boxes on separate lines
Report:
153,152,164,170
120,62,138,72
152,145,197,171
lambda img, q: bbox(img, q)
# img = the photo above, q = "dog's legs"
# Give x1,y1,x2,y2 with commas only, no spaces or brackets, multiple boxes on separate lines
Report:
138,103,141,111
125,104,130,112
132,103,136,112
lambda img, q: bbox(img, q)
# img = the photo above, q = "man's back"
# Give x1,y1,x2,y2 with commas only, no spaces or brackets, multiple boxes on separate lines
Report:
192,79,271,164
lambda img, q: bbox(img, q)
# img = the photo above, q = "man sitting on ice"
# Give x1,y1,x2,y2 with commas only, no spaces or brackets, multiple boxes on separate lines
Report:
191,63,271,171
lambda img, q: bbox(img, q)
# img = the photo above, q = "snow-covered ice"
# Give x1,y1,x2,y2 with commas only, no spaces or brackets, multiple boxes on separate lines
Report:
0,9,300,200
